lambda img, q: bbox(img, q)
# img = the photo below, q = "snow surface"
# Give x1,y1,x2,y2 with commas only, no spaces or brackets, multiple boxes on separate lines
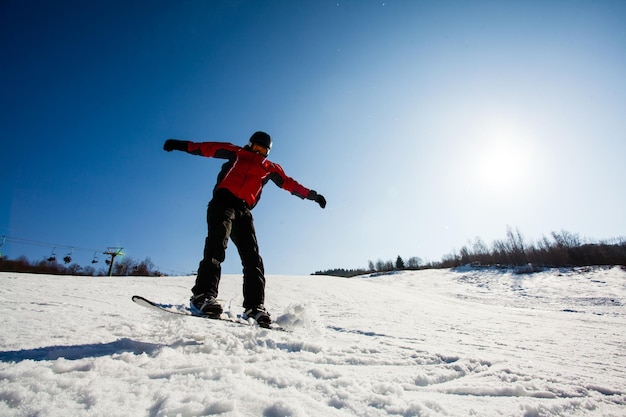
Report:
1,267,625,417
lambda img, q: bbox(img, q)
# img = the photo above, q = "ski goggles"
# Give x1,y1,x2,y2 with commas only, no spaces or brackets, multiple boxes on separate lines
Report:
250,142,270,156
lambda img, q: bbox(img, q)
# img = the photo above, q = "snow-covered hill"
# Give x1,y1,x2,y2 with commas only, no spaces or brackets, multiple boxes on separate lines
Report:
1,267,625,416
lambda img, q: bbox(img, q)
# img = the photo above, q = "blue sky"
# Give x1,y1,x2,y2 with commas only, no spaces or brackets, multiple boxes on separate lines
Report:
2,0,625,275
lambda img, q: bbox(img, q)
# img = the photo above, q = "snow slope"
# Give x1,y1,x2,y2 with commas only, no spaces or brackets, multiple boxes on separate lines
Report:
0,267,625,417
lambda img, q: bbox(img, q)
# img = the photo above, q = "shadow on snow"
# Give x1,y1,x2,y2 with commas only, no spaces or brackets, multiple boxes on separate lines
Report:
0,338,201,363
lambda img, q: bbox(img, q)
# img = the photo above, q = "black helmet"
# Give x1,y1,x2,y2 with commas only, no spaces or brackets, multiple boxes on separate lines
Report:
249,131,272,150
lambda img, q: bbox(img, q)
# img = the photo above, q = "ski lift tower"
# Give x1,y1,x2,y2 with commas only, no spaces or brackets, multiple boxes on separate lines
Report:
103,247,124,276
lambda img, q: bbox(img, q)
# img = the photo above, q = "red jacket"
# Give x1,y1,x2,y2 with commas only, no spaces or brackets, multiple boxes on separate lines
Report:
186,142,311,208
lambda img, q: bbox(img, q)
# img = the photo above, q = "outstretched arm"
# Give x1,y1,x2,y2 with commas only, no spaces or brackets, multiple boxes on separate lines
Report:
269,164,326,209
163,140,239,158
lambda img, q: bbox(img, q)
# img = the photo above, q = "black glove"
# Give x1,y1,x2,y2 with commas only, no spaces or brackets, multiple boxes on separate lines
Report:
163,139,189,152
308,190,326,209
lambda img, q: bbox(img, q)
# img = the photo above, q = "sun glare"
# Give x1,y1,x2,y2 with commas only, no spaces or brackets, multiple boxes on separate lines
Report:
474,121,533,191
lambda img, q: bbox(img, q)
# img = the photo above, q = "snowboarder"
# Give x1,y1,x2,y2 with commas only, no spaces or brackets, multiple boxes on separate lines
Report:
163,132,326,327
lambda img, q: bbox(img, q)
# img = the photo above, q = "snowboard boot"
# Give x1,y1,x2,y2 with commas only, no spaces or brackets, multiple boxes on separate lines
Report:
190,294,223,318
243,305,271,328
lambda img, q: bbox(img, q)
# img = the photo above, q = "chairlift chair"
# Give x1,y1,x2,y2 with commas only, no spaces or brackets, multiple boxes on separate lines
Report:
63,247,73,264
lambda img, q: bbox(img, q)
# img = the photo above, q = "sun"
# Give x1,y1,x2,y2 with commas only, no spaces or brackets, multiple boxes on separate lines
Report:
474,121,534,191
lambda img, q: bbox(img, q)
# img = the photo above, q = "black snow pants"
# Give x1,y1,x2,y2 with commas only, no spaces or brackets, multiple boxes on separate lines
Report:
191,189,266,309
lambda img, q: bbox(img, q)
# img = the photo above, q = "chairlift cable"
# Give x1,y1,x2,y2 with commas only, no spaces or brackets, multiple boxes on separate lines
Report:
2,235,100,253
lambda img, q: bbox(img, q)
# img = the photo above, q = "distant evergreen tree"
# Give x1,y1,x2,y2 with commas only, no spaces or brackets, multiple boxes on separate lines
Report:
395,256,405,270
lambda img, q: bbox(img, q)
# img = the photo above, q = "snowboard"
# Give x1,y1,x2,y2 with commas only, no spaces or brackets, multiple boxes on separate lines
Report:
131,295,284,331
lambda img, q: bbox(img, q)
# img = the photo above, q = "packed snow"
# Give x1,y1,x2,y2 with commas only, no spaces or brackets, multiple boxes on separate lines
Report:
1,267,625,416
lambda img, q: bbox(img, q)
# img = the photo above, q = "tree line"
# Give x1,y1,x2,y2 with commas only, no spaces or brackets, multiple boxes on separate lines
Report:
314,256,424,277
314,227,626,277
440,227,626,269
0,255,164,276
3,227,624,278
